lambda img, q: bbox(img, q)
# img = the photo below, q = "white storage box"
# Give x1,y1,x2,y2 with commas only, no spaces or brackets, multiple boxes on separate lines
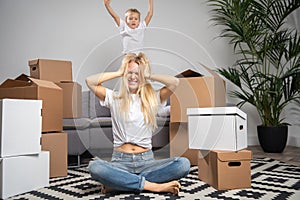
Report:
0,151,49,199
187,107,247,151
0,99,42,157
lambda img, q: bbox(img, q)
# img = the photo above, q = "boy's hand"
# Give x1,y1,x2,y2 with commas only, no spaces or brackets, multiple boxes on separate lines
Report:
104,0,111,6
103,0,120,26
145,0,153,25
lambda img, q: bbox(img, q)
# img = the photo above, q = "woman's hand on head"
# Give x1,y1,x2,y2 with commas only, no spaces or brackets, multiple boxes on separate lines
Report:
143,65,151,80
117,63,126,77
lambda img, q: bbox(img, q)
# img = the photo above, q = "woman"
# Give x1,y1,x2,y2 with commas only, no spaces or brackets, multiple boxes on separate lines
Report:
86,53,190,195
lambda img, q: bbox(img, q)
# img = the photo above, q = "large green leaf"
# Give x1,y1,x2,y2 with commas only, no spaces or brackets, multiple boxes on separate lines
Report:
208,0,300,126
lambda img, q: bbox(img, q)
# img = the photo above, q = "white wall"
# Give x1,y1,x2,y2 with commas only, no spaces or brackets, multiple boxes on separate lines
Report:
0,0,299,147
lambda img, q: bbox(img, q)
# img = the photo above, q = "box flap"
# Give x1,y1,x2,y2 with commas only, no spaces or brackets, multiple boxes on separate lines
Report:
28,59,39,66
0,79,32,88
175,63,224,79
29,77,62,90
15,74,31,82
197,62,220,77
215,150,252,162
0,74,62,90
175,69,203,78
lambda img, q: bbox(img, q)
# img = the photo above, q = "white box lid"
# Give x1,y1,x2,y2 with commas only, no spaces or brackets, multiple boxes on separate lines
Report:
187,107,247,119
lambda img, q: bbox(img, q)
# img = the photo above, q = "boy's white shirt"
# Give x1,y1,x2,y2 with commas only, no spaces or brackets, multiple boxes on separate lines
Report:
118,19,147,54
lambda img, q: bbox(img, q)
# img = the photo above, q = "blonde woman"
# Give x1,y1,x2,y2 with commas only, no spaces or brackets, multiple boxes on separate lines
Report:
86,53,190,195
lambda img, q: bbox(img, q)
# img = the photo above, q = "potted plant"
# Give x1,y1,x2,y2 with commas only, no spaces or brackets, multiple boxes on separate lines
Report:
207,0,300,152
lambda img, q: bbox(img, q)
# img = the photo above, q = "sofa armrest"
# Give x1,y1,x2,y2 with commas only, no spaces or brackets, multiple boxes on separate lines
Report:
90,117,113,127
63,118,91,130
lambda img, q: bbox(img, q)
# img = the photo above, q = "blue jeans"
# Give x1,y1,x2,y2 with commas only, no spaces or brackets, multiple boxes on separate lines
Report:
88,150,190,192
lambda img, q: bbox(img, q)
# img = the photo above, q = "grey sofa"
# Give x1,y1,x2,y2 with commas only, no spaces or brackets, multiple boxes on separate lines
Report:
63,90,170,165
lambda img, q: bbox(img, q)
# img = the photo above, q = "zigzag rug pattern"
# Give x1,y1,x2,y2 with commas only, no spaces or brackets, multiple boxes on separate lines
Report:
8,158,300,200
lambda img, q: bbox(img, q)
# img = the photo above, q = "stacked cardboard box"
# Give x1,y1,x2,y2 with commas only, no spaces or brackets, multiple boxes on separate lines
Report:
187,107,248,151
28,59,82,119
0,58,82,178
197,149,252,190
0,99,49,199
28,58,83,178
169,65,252,190
0,74,63,132
186,100,252,190
169,67,226,165
0,74,67,178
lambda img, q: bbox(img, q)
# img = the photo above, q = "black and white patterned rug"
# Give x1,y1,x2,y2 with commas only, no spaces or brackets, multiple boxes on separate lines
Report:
8,158,300,200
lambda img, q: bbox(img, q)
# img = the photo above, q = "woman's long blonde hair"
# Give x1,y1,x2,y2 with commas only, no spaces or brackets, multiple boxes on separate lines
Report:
115,53,159,130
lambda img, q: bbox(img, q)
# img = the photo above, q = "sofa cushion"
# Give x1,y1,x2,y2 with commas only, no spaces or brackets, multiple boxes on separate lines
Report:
89,92,111,118
82,91,90,118
66,129,89,155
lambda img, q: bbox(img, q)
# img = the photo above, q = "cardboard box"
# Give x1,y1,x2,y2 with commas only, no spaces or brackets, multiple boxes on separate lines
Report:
0,74,63,132
41,132,68,178
28,58,72,82
169,122,199,165
170,67,226,123
188,107,247,151
0,151,49,199
198,150,252,190
56,82,82,118
0,99,42,157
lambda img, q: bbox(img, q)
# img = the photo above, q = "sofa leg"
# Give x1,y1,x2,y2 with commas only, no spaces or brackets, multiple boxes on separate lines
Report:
68,155,82,169
77,155,80,167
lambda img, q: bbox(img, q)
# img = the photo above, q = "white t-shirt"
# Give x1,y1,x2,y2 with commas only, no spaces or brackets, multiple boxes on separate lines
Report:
118,19,147,54
100,88,161,149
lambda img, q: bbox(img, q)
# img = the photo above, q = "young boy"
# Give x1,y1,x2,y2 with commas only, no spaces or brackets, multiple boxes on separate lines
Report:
104,0,153,54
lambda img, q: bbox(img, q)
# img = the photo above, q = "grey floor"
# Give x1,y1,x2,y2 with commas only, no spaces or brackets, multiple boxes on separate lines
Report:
248,145,300,167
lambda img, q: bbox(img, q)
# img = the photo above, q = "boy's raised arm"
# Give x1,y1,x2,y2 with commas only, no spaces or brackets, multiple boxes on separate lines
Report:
104,0,120,26
144,0,153,26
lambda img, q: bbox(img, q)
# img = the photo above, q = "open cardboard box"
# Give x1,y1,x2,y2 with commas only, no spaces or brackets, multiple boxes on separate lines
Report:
0,74,63,132
198,150,252,190
28,58,72,83
170,65,226,123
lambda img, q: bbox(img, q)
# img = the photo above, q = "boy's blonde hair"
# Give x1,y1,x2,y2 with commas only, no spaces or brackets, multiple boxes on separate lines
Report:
125,8,141,20
115,53,158,130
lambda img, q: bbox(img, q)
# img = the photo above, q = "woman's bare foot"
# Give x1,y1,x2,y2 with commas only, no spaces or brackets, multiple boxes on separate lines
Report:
144,180,181,195
100,185,117,194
